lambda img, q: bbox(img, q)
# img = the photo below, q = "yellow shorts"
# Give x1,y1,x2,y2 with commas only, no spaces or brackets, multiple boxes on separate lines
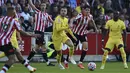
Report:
11,39,19,49
105,38,123,52
53,36,69,51
11,30,19,49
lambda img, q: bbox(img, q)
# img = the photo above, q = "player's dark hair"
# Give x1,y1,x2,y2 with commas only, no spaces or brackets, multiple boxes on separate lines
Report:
81,5,90,10
113,11,120,15
113,11,120,21
59,6,67,12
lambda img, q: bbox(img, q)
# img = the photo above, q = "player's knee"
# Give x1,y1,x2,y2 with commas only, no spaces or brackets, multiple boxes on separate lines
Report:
82,42,88,49
32,48,37,53
42,49,47,53
70,44,74,49
118,44,123,49
57,51,62,56
74,41,79,47
105,48,111,52
68,43,74,49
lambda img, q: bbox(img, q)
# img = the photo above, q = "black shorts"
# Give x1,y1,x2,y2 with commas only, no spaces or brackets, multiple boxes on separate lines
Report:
67,33,87,46
0,43,15,56
35,31,45,45
75,34,87,43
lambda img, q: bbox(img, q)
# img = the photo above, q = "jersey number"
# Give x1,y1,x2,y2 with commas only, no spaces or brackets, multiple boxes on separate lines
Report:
1,23,9,32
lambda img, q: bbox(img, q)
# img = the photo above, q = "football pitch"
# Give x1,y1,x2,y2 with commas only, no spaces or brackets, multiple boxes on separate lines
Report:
0,62,129,73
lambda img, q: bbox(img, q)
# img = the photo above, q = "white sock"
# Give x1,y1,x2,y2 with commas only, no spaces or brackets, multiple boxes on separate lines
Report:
27,65,34,70
0,70,5,73
78,61,82,64
26,59,30,62
64,60,68,64
0,66,9,73
47,61,50,65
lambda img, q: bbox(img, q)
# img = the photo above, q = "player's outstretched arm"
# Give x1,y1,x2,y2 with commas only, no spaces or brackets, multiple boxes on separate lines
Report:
28,0,39,10
102,28,108,45
18,30,40,38
91,19,98,33
66,28,77,41
123,29,127,48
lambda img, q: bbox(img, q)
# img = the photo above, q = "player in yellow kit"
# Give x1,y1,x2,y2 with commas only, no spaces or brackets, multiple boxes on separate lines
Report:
52,6,77,69
101,11,128,69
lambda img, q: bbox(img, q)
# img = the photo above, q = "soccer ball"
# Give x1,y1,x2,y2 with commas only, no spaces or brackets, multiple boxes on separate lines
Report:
88,62,96,71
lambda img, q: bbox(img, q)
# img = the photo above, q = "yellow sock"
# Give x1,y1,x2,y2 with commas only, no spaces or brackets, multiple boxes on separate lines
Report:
69,46,74,57
119,47,126,64
101,50,109,66
0,52,6,58
56,53,62,64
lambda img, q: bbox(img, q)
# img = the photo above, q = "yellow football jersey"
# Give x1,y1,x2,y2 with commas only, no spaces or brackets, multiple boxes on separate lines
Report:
105,19,126,38
52,15,69,40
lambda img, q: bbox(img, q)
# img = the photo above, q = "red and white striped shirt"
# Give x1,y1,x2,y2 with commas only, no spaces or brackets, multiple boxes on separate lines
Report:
72,13,93,35
34,10,53,32
0,16,22,46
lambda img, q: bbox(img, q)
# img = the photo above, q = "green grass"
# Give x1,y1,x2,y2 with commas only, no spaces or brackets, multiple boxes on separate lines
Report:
0,62,129,73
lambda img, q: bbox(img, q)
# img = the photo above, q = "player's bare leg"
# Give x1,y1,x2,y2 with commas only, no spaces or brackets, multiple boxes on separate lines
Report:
26,45,39,62
118,45,128,69
56,50,65,69
64,39,76,66
41,45,55,66
15,49,36,72
100,49,109,69
78,42,88,69
0,54,16,73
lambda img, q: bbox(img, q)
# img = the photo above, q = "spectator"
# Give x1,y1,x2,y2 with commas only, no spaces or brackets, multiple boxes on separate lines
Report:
20,4,31,21
19,16,27,31
58,0,65,8
96,22,102,33
111,0,125,11
120,14,129,32
2,0,12,16
19,0,26,11
27,16,34,32
34,1,40,10
104,0,113,13
75,2,87,13
0,0,7,7
68,0,77,9
49,4,59,20
104,10,113,21
97,2,105,15
15,4,22,18
12,0,22,11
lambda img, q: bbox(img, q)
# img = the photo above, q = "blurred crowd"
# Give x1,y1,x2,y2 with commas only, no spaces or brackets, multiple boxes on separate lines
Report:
1,0,130,32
